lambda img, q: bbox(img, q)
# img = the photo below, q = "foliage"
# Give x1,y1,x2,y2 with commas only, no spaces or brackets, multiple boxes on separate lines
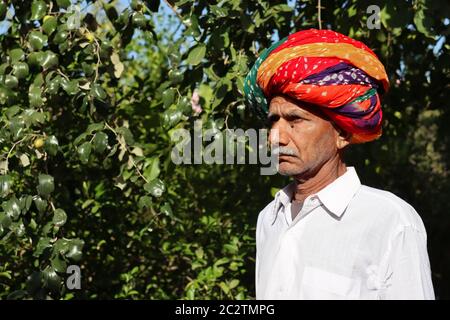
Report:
0,0,449,299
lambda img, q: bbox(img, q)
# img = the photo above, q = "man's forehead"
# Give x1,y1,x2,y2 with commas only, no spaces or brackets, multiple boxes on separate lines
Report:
269,96,313,115
268,95,331,122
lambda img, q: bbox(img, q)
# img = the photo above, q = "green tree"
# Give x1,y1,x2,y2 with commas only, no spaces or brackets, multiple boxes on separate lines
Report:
0,0,449,299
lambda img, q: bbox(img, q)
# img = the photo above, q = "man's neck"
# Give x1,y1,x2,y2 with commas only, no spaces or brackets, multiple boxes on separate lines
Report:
292,158,347,203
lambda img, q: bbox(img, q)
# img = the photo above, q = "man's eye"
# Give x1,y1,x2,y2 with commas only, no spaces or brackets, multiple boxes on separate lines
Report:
266,116,279,126
290,117,304,123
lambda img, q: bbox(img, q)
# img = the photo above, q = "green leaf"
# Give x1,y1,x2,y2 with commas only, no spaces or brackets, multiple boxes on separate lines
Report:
29,31,48,51
65,239,84,261
0,175,12,198
42,16,58,35
42,266,61,293
7,290,28,300
138,195,152,209
56,0,71,9
37,174,54,197
272,4,293,12
210,5,228,17
160,202,172,216
27,51,44,66
44,135,59,156
41,51,59,69
86,122,105,134
67,12,81,30
9,118,25,140
91,84,107,100
168,69,183,84
116,127,134,145
93,131,108,153
0,85,15,106
26,272,43,295
0,63,8,75
131,0,143,10
229,279,239,289
22,108,45,126
9,48,25,62
219,281,230,294
2,197,21,220
198,83,213,110
77,142,92,164
186,44,206,66
162,108,182,128
31,0,47,20
0,212,12,229
162,88,176,108
61,78,79,95
144,178,165,197
13,62,29,79
52,209,67,227
144,157,160,181
54,238,84,261
29,85,44,107
178,96,191,114
132,12,146,28
34,237,52,257
18,194,33,213
53,30,68,44
33,195,48,213
0,2,6,20
414,6,434,38
51,254,67,273
4,75,18,89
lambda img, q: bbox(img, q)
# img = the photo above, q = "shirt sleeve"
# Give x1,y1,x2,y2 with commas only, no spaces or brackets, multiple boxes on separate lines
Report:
383,225,435,300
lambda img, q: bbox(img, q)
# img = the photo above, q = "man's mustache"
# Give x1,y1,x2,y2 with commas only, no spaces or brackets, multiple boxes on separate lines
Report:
271,145,298,157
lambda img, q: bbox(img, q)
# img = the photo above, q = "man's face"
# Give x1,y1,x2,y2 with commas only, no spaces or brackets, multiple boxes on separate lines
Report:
268,95,346,178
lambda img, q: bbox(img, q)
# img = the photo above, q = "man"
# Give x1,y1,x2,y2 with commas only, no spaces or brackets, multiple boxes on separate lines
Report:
244,29,435,300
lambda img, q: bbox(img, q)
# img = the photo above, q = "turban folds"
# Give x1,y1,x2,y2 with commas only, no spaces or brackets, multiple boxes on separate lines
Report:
244,29,389,144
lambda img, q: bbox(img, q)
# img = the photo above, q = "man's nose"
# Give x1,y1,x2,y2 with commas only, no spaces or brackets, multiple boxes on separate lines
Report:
269,121,289,146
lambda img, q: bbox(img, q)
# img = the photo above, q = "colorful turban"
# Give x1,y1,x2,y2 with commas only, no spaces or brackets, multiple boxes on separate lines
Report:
244,29,389,144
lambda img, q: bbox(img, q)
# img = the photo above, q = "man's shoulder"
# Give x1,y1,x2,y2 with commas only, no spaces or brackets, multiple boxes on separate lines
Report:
258,198,277,214
256,197,279,225
355,184,426,233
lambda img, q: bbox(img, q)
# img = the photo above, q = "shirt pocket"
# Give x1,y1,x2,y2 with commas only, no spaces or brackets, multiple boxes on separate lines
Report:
300,266,361,300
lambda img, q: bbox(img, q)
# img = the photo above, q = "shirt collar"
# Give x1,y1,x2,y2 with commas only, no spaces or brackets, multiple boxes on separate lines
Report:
274,166,361,218
315,166,361,217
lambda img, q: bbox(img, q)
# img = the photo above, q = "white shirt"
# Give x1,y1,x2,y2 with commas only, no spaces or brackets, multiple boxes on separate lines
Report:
255,167,435,300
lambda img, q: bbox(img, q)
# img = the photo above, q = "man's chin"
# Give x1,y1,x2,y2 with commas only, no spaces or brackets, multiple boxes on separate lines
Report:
277,163,303,176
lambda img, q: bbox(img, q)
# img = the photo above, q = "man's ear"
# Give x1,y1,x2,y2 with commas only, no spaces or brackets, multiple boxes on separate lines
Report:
336,127,351,150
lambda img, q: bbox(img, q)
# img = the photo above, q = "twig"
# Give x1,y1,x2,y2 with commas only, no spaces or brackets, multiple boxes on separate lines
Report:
92,36,101,83
104,121,149,184
4,137,26,173
56,69,70,82
162,0,190,29
317,0,322,30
